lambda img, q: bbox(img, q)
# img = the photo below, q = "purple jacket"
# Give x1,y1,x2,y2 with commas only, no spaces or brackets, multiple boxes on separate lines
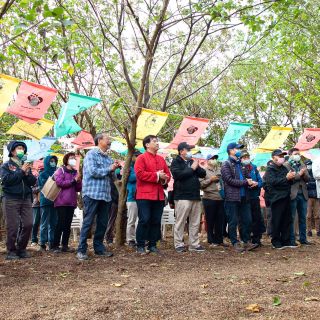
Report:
221,157,250,202
54,166,82,208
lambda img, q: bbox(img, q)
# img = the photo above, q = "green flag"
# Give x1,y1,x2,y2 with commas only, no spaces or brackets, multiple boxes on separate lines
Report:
54,105,82,138
64,92,101,119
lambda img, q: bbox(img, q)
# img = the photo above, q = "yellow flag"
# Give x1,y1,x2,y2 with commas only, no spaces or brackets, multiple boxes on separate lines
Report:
257,126,293,151
0,74,20,117
7,118,54,140
136,108,168,140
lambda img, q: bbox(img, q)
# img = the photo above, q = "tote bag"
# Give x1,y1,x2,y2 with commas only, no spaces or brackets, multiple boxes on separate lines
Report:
41,168,64,201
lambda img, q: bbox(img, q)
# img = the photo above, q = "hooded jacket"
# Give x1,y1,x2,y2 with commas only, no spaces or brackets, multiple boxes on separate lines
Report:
7,140,27,158
38,155,58,206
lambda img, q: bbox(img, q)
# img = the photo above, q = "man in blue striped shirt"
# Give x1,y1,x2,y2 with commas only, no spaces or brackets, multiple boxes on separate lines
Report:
77,133,121,260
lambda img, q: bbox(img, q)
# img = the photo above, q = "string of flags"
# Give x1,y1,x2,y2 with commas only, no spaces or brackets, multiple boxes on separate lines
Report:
0,73,320,167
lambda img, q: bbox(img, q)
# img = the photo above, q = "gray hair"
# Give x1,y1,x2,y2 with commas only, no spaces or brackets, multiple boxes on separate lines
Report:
94,133,110,146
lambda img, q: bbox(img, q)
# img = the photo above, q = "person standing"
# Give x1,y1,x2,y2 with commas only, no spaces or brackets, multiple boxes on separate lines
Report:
199,154,227,248
31,182,41,246
38,155,58,251
134,135,171,254
305,160,320,237
171,142,206,253
264,149,296,249
53,152,82,252
221,142,258,252
285,148,310,246
1,141,37,260
77,133,120,260
126,150,141,246
240,151,266,246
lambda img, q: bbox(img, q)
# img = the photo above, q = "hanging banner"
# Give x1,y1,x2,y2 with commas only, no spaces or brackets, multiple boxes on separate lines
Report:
252,152,272,167
136,108,169,140
301,148,320,160
7,118,54,140
294,128,320,151
58,137,77,152
23,137,56,161
257,126,292,151
61,93,101,122
72,130,95,149
218,122,253,161
166,116,209,149
0,74,20,117
54,106,82,138
6,80,58,123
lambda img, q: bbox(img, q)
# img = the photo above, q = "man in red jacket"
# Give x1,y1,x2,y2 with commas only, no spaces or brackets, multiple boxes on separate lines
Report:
134,135,171,254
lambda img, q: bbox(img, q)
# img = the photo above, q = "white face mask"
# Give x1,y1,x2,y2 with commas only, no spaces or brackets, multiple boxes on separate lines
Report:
185,151,192,160
68,159,77,167
291,154,301,162
241,159,251,166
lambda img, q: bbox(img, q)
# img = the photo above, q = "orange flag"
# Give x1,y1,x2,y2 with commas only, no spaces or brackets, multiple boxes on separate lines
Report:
72,130,95,149
295,128,320,151
7,80,58,123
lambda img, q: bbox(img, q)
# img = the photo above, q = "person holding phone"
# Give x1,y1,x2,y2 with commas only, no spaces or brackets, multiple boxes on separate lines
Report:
0,141,37,260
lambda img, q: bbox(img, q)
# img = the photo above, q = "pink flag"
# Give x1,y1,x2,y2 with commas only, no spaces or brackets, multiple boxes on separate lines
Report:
72,130,95,149
7,80,58,123
294,128,320,151
166,116,210,149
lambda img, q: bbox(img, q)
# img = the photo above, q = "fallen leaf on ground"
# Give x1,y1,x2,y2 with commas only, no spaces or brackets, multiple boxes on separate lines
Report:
120,274,131,278
294,272,306,276
276,277,289,283
111,283,124,287
305,297,320,302
200,284,209,288
303,281,311,287
273,296,281,306
246,304,261,313
149,263,159,267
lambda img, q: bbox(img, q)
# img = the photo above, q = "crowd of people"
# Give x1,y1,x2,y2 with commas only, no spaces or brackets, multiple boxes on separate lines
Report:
0,133,319,261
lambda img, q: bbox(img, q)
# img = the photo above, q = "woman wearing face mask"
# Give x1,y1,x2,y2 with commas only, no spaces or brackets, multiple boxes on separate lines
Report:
263,149,296,249
53,153,82,252
199,154,227,247
38,155,59,251
1,141,37,260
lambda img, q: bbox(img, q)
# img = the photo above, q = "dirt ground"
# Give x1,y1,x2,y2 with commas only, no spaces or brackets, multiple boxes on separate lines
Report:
1,233,320,320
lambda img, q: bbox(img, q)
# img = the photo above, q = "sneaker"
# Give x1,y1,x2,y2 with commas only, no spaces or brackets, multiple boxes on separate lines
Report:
209,243,219,248
218,242,229,248
95,251,114,257
18,250,31,259
175,246,186,253
244,243,259,251
6,251,20,260
148,246,160,254
53,248,62,253
136,247,147,255
272,244,284,250
233,243,245,253
61,246,75,253
299,240,312,245
38,245,46,252
30,242,38,247
307,231,312,237
189,245,205,252
287,243,299,248
76,252,89,260
127,241,136,247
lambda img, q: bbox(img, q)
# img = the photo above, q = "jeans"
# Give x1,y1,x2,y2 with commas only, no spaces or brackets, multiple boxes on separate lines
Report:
271,196,291,247
250,198,266,244
53,206,75,248
40,205,57,247
224,198,251,245
202,199,224,244
77,196,111,254
31,207,41,243
136,200,164,248
2,198,33,252
290,193,307,244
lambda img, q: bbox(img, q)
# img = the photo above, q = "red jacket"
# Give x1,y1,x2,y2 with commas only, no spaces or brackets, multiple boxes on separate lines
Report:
134,151,171,200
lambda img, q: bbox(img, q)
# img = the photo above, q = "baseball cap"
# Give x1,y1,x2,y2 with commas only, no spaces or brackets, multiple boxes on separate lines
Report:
226,142,244,152
177,142,195,151
240,150,250,158
206,154,219,160
271,149,287,157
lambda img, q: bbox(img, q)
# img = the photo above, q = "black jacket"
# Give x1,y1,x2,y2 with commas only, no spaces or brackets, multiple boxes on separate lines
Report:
263,162,292,205
1,159,37,200
171,156,206,201
306,169,317,198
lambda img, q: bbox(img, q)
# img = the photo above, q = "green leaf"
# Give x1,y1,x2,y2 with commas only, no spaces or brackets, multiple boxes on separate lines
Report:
273,296,281,306
52,7,64,16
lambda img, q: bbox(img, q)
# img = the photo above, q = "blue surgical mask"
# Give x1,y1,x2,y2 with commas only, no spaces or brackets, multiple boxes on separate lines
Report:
50,162,57,168
235,150,241,158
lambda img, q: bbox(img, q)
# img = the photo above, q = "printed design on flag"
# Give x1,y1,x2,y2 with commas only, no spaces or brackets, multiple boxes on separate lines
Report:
144,114,158,128
28,93,43,106
186,125,198,134
306,134,316,142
